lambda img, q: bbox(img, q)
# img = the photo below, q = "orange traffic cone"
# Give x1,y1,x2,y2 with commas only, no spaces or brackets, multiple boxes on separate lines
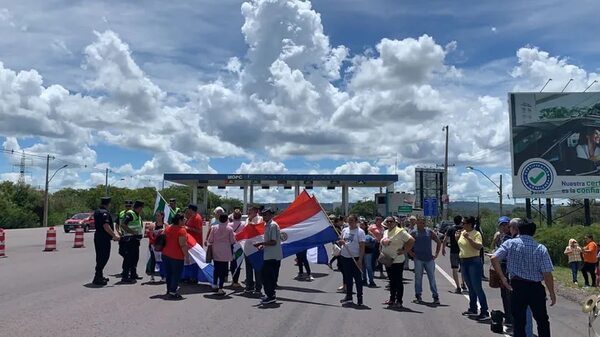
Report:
43,227,57,252
0,228,6,258
73,226,85,248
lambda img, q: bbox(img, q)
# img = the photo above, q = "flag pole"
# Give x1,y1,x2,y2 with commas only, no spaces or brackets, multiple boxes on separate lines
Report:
312,194,362,272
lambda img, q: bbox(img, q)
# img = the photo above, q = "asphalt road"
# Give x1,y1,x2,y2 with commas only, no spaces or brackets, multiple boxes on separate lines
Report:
0,227,589,337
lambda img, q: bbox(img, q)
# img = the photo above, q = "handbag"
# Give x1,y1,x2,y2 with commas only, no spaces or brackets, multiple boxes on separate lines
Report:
378,252,394,268
489,267,502,288
206,245,213,264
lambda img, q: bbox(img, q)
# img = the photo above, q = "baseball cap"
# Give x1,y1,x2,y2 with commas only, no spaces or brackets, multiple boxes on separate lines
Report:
497,216,510,224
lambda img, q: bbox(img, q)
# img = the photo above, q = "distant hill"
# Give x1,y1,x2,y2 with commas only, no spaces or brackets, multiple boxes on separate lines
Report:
448,201,520,216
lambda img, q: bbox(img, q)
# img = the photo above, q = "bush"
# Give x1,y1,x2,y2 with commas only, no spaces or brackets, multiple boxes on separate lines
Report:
536,224,600,267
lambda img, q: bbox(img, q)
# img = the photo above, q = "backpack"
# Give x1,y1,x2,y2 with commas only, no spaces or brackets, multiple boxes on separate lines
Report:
154,233,167,252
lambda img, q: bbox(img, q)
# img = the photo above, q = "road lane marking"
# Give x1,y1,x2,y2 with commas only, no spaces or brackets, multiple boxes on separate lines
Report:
435,263,511,337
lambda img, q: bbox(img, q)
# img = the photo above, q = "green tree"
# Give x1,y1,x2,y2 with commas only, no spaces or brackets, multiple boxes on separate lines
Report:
350,200,377,218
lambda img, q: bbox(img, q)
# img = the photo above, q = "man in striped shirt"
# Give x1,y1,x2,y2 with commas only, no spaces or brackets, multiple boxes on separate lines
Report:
491,218,556,337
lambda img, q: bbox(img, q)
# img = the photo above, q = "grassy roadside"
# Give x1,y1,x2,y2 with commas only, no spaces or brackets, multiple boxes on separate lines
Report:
553,265,600,305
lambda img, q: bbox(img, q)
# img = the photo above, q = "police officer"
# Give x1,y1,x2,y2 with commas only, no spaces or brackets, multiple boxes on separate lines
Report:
93,197,120,286
168,198,181,222
116,200,132,277
120,200,144,283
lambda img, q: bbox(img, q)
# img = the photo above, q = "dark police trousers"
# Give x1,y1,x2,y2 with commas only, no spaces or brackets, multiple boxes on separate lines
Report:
94,235,111,279
119,236,141,279
511,278,551,337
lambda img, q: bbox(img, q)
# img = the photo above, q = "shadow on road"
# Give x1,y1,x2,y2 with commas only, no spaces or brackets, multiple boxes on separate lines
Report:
177,284,214,295
310,272,329,279
83,283,113,289
384,306,423,314
277,285,327,293
256,302,282,309
203,293,233,300
411,301,450,308
277,296,339,308
149,294,186,301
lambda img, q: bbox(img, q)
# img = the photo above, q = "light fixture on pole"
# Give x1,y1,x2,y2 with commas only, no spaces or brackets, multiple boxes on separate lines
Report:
466,166,503,216
43,162,68,228
584,80,598,92
561,78,574,93
539,78,552,92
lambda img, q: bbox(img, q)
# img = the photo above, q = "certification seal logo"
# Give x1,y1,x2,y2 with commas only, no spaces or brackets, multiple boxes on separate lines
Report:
518,159,555,193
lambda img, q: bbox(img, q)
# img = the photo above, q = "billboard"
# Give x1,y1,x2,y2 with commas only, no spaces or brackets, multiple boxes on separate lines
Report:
509,92,600,198
415,168,445,217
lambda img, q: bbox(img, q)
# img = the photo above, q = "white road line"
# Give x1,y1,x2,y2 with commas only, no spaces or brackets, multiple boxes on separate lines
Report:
435,263,511,337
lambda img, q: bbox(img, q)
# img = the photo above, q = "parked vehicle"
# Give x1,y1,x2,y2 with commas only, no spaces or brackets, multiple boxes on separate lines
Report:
64,213,94,233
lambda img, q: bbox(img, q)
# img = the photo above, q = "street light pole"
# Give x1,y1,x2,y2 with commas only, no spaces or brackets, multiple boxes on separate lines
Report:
105,168,109,197
43,155,50,228
442,125,449,220
467,166,503,216
43,160,67,227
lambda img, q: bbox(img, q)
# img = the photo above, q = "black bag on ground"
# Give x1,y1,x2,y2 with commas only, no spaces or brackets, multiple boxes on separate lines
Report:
490,310,504,333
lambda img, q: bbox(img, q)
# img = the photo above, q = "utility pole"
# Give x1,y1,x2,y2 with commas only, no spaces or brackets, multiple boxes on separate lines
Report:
499,174,503,216
43,155,50,228
105,168,109,196
442,125,450,220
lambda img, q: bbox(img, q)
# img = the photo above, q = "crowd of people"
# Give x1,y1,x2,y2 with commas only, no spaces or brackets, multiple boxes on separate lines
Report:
93,196,559,336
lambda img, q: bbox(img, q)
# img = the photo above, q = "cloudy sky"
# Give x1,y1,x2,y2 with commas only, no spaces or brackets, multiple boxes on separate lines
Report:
1,0,599,204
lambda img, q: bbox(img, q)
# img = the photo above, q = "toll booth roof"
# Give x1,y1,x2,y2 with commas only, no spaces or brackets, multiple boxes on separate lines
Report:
163,173,398,188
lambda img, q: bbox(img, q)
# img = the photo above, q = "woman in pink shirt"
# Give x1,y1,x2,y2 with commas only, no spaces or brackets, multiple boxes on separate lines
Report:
368,216,385,278
208,213,236,295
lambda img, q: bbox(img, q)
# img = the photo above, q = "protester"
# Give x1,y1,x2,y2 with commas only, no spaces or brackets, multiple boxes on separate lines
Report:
295,249,314,281
368,216,385,278
381,216,414,308
92,197,119,286
161,213,188,300
229,209,245,288
338,214,366,306
244,204,264,295
442,215,466,293
361,221,377,287
493,216,514,327
146,211,166,282
404,216,417,270
409,217,441,304
457,216,489,320
564,239,582,285
207,212,236,295
120,200,144,283
205,207,225,245
582,234,598,287
491,219,555,337
253,208,282,305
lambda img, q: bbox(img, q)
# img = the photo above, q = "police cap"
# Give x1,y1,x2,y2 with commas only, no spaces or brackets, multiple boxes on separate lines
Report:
133,200,145,209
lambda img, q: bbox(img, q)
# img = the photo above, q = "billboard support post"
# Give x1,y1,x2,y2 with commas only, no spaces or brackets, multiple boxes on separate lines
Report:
584,199,592,226
546,198,552,227
526,198,532,219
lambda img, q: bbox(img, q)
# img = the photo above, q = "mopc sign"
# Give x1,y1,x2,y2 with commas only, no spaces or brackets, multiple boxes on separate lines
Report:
510,92,600,198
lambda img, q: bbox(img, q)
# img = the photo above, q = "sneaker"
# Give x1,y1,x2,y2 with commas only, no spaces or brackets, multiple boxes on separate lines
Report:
306,275,314,281
462,309,478,316
244,288,253,294
217,289,226,295
167,293,183,300
433,297,440,305
131,274,143,280
393,301,403,309
150,276,156,282
261,297,276,305
231,282,242,288
368,282,377,288
340,296,353,304
453,287,462,294
476,312,490,321
120,278,136,284
412,296,423,304
295,273,304,280
92,278,108,286
337,285,345,293
102,277,109,282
